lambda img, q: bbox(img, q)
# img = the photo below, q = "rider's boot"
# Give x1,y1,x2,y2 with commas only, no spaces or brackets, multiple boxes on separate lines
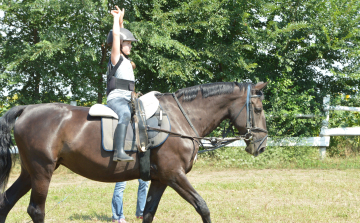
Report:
113,124,134,162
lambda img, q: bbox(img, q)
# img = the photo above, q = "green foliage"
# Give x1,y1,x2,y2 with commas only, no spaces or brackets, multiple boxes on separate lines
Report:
329,94,360,129
0,0,113,106
327,93,360,157
328,136,360,157
1,0,360,142
265,85,323,137
0,105,9,117
255,0,360,137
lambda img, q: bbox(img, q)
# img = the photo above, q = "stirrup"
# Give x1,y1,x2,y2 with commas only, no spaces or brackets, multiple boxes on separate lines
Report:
113,151,134,162
113,156,134,162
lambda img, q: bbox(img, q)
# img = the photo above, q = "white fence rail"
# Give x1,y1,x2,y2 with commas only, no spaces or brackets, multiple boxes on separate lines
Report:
320,127,360,136
10,147,18,154
327,106,360,112
318,95,360,158
202,137,330,148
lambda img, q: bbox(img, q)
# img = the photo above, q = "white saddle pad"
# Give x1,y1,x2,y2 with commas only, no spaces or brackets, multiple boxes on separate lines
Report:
89,104,118,119
89,91,160,120
139,91,160,119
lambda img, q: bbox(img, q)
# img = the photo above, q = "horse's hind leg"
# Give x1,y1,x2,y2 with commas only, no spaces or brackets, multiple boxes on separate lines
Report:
168,172,211,223
26,162,56,223
143,180,167,223
0,167,32,223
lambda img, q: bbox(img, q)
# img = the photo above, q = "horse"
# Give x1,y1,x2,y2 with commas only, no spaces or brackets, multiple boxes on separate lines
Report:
0,81,268,223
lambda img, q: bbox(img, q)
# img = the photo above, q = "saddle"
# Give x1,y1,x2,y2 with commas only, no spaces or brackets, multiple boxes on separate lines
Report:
89,91,171,152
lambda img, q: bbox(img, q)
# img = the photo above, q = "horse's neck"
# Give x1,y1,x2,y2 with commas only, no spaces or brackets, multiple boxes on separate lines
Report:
181,94,235,137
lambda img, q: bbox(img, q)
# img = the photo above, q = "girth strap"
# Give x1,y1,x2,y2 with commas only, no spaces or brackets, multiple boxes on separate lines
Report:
133,98,149,152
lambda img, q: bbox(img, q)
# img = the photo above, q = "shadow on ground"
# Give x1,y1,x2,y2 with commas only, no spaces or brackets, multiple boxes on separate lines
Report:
69,213,111,221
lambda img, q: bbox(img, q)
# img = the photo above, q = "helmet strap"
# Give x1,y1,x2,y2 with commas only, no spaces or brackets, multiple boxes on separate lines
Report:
120,44,135,69
120,47,130,59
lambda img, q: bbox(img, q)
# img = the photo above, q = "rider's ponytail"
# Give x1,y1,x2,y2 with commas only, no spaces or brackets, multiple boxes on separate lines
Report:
131,61,136,70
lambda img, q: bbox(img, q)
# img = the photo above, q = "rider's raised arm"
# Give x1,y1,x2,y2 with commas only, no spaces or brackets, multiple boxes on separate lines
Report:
110,6,125,65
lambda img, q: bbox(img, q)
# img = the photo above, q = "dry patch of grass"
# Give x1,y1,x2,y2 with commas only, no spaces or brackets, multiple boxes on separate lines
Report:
5,166,360,222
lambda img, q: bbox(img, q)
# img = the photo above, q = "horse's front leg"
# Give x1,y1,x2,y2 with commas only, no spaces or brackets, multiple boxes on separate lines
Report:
143,180,167,223
168,172,211,223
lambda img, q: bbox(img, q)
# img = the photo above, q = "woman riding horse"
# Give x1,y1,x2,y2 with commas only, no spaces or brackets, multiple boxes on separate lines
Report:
107,6,138,162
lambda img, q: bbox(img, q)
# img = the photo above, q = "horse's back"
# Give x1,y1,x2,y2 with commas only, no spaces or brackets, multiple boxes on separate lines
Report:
15,103,91,135
14,103,140,182
14,103,97,160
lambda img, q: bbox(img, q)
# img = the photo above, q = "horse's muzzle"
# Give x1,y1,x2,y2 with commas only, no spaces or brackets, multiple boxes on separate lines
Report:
245,136,267,157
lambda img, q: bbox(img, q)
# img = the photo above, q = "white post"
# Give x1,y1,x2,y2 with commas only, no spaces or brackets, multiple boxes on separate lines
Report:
319,147,326,160
319,95,330,159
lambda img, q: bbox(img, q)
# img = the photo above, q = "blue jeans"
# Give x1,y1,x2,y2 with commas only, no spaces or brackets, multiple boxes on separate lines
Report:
107,97,132,125
111,179,150,220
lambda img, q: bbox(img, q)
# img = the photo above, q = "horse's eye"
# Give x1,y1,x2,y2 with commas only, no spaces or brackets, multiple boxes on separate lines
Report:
254,107,262,114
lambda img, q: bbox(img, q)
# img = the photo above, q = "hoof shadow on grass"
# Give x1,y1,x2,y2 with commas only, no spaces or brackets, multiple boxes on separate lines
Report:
69,213,111,221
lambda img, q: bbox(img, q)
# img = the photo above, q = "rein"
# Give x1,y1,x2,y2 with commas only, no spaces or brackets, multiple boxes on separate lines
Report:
172,93,200,138
147,125,248,154
147,85,268,154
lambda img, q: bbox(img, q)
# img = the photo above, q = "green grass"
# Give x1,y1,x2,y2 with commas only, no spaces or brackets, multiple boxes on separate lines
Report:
6,167,360,223
5,148,360,222
197,146,360,169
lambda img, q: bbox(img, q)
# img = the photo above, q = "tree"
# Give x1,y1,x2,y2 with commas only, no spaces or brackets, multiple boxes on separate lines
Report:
0,0,113,105
1,0,359,137
252,0,360,136
129,0,360,136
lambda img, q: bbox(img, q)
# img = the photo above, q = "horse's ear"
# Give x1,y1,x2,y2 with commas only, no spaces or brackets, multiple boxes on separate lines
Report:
254,82,268,90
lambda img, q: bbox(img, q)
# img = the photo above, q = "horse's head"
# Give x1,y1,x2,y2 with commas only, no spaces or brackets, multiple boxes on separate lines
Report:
231,82,268,157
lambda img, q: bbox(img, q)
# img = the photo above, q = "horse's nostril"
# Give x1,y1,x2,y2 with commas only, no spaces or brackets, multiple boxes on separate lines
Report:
258,147,265,154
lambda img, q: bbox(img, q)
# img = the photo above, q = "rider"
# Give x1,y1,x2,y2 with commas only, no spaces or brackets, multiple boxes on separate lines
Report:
107,6,137,162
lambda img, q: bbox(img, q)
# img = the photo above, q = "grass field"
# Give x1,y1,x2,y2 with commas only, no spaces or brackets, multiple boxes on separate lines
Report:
5,161,360,223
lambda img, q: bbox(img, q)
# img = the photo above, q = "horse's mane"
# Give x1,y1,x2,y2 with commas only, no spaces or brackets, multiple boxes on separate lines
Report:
173,82,251,102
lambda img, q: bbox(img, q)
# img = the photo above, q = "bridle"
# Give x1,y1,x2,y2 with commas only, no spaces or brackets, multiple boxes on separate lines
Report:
228,84,268,153
147,84,268,154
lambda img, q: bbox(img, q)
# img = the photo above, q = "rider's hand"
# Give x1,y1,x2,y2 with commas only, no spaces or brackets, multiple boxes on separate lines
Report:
110,6,124,19
111,6,125,34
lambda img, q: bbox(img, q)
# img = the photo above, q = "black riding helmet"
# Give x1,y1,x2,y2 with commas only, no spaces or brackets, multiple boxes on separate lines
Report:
107,28,137,46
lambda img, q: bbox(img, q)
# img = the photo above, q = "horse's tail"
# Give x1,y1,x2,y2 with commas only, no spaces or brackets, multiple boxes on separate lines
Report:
0,105,27,192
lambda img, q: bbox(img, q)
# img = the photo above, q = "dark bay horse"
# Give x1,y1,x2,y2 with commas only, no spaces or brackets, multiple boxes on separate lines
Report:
0,81,267,223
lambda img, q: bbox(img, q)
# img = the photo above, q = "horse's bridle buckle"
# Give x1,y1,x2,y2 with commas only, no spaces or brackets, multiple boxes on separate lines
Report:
244,132,253,142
